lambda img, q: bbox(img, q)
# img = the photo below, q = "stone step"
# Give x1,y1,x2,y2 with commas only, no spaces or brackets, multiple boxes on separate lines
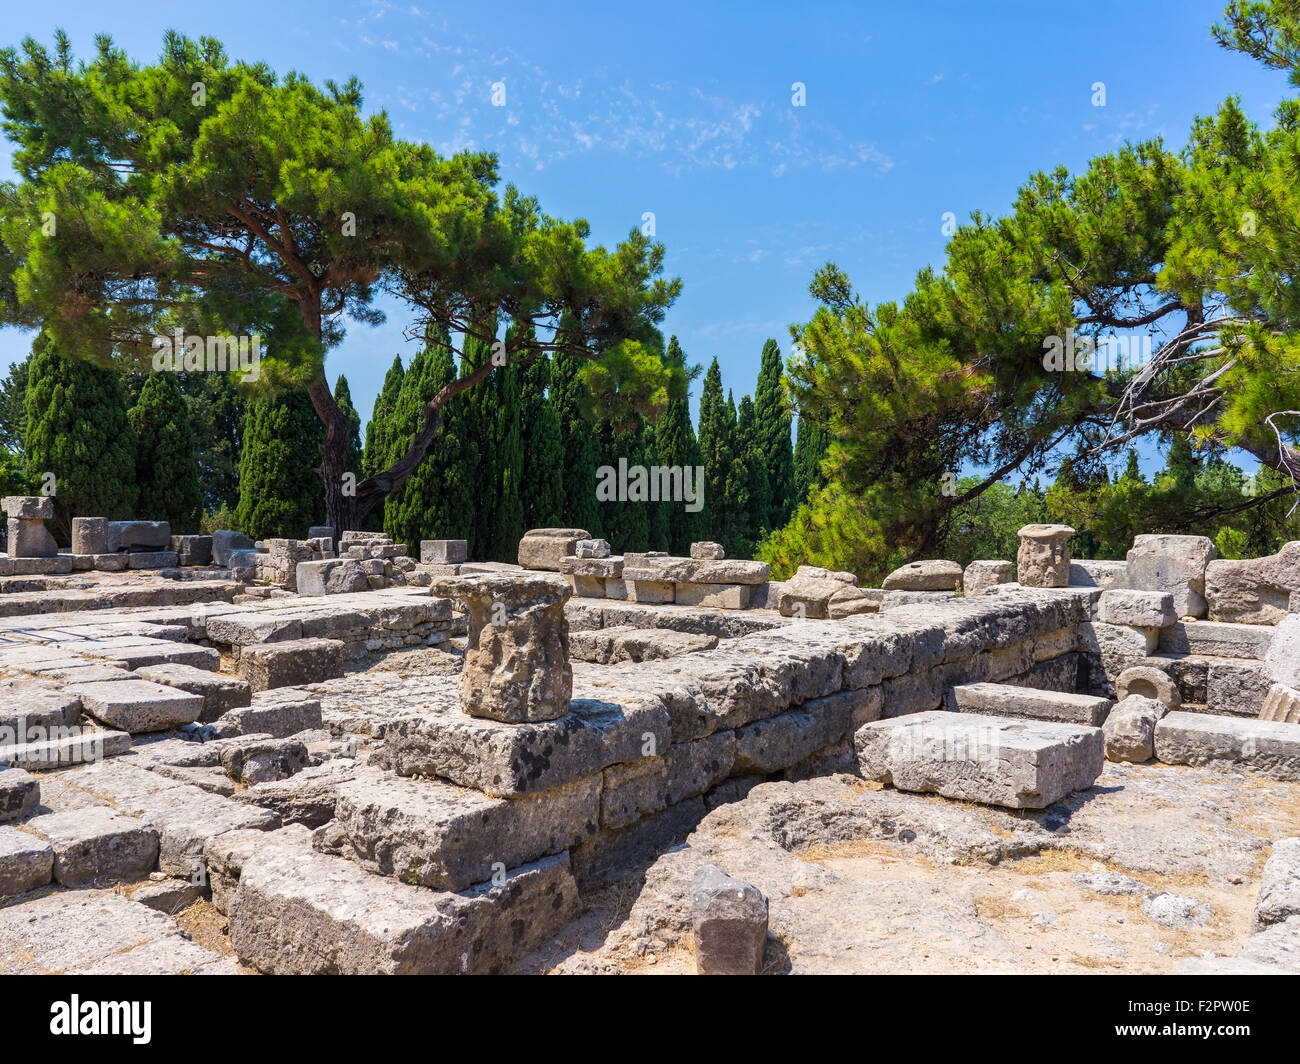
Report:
66,678,204,733
1154,711,1300,781
1157,621,1276,660
0,728,132,770
1140,654,1270,716
23,807,159,887
946,682,1112,726
314,768,599,891
0,764,39,822
238,638,345,691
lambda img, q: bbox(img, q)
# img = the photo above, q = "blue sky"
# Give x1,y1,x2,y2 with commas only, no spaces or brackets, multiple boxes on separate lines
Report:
0,0,1288,475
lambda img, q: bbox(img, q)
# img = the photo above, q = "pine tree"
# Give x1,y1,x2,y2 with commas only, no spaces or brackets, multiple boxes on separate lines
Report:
236,388,325,540
23,332,138,541
129,372,203,533
334,375,364,483
551,314,603,535
793,413,830,504
519,350,564,530
754,339,796,528
654,336,706,554
696,358,731,543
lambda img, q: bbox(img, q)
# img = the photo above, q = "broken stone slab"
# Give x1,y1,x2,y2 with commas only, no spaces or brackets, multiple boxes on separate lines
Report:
574,538,611,559
294,558,369,596
130,877,205,914
0,681,82,732
1115,665,1181,708
1154,711,1300,781
1102,695,1168,763
0,764,39,822
0,825,54,896
963,560,1015,594
2,495,53,520
420,539,468,565
24,807,159,886
1266,614,1300,688
239,638,345,692
947,682,1112,726
217,694,322,738
0,728,131,770
1096,589,1176,628
83,638,220,672
623,554,771,586
691,865,768,975
1127,534,1216,619
517,528,590,571
219,737,309,785
1261,684,1300,724
853,710,1104,809
1016,524,1074,588
212,529,255,567
1160,619,1276,660
373,696,671,797
227,845,580,974
171,534,213,566
690,541,725,560
775,565,857,619
68,678,203,733
882,559,962,592
1068,559,1128,590
1208,658,1274,717
317,769,599,891
439,572,572,723
105,520,171,553
141,787,280,876
1206,542,1300,624
1253,837,1300,932
231,759,362,828
71,516,107,554
136,662,252,719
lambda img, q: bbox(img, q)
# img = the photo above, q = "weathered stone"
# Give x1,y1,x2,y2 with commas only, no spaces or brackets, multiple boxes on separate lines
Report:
882,559,962,592
1102,694,1167,763
1251,837,1300,932
295,558,369,596
828,585,879,618
1266,614,1300,688
559,555,624,579
219,738,309,785
239,638,345,692
2,495,53,519
320,769,598,890
171,535,213,566
1115,665,1181,708
136,663,252,719
420,539,468,565
1096,589,1176,628
1142,891,1212,928
1016,524,1074,588
71,516,108,555
628,579,675,604
1127,534,1216,618
963,560,1015,594
1206,542,1300,624
0,729,131,770
440,572,572,723
1155,711,1300,780
674,581,751,610
0,826,53,896
212,529,255,567
947,682,1111,726
691,865,768,975
517,528,590,571
130,878,205,914
25,807,159,886
1160,619,1276,660
126,550,179,569
623,554,771,586
218,695,322,738
1261,683,1300,724
776,565,857,619
7,516,57,558
1208,658,1274,717
854,710,1104,809
105,520,171,553
69,678,203,732
0,764,39,822
1068,559,1128,590
690,541,725,560
231,760,363,828
141,787,279,875
227,844,580,974
575,538,611,559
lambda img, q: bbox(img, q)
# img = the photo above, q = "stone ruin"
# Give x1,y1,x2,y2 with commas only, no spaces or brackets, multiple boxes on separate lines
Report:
1,509,1299,975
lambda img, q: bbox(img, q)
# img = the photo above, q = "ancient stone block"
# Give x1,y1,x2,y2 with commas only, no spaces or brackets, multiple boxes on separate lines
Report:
963,560,1015,594
882,559,962,591
71,517,107,555
136,663,252,720
2,495,53,519
628,579,675,604
517,528,590,571
1068,559,1128,589
1266,614,1300,688
126,550,179,569
1096,589,1176,628
1127,534,1216,618
1115,665,1180,708
212,529,255,566
1102,694,1167,762
69,679,203,733
1160,620,1276,660
575,538,611,559
947,681,1112,726
439,572,572,723
1016,524,1074,588
1206,542,1300,624
171,534,213,566
854,710,1104,809
623,554,771,585
1155,711,1300,781
25,807,159,887
0,764,39,822
1208,658,1274,717
239,638,345,692
217,694,322,737
295,558,369,595
674,581,750,609
0,729,131,770
691,865,768,975
7,516,57,558
105,520,171,553
420,539,468,565
690,541,725,560
828,585,879,618
775,565,857,619
1261,684,1300,724
0,826,53,896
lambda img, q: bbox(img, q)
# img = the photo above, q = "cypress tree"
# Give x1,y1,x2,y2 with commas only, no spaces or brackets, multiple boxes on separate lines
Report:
491,349,525,561
754,339,796,529
696,359,731,543
364,355,405,478
793,413,830,503
654,336,706,554
381,336,442,549
519,350,564,529
129,372,203,533
236,388,324,540
180,370,244,516
729,393,770,558
551,314,602,536
461,333,499,559
334,375,364,482
24,332,138,542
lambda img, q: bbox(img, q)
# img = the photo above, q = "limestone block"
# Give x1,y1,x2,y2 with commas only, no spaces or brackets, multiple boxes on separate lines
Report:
1206,542,1300,624
963,560,1015,594
1102,695,1168,762
882,559,962,591
420,539,468,565
1016,524,1074,588
690,541,725,560
1096,589,1176,629
691,865,768,975
1115,665,1180,708
1127,534,1216,619
1155,711,1300,781
71,517,108,555
517,528,590,571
